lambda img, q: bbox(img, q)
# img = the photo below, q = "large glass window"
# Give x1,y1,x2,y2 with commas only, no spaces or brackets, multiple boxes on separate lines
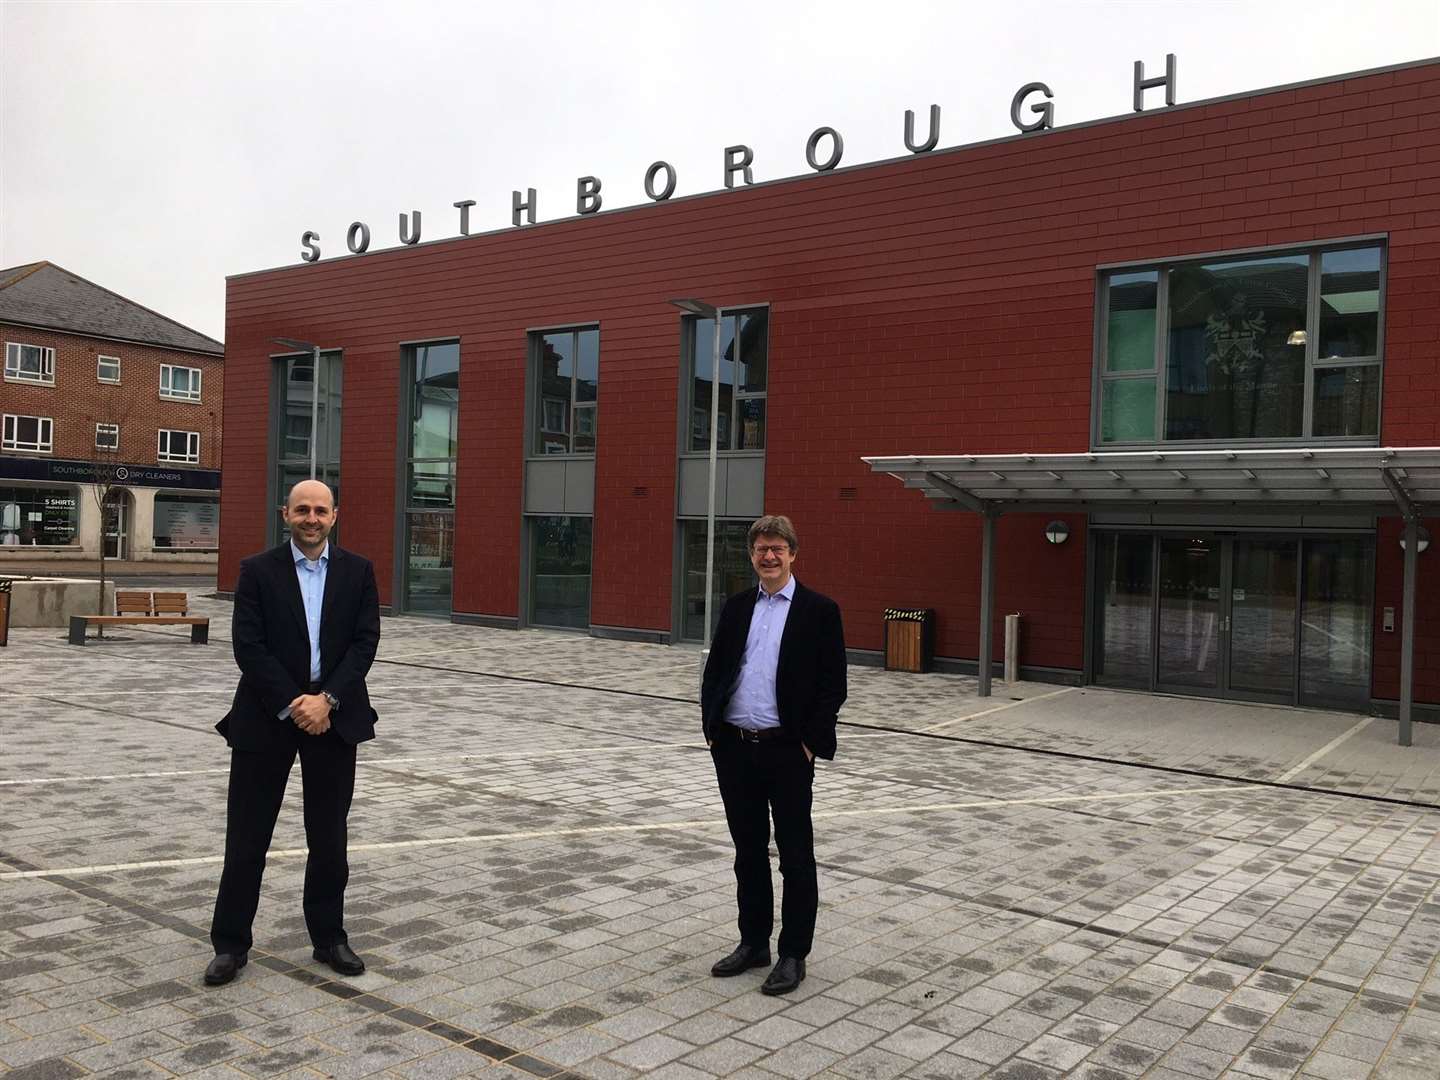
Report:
530,515,592,628
153,493,220,550
1097,244,1383,445
0,486,78,546
273,350,342,543
402,342,458,614
680,520,757,641
2,414,53,453
4,342,54,384
533,327,598,455
687,308,768,452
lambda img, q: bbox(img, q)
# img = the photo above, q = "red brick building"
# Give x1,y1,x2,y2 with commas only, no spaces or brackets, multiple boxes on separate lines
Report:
1,263,223,565
221,58,1439,718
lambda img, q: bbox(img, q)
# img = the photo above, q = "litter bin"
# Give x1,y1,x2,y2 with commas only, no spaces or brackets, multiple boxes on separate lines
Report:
883,608,934,673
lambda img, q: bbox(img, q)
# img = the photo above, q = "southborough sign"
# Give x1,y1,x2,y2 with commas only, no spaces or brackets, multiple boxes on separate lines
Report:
299,55,1178,263
0,456,221,491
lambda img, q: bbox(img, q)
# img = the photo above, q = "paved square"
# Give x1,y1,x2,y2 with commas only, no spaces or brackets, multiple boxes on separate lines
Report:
4,588,1440,1079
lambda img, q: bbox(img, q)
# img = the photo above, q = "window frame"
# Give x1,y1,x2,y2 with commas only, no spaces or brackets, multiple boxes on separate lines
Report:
2,413,54,453
681,305,770,456
97,355,121,383
1092,237,1386,450
159,363,203,402
527,325,599,458
156,428,200,463
4,342,56,384
95,423,120,452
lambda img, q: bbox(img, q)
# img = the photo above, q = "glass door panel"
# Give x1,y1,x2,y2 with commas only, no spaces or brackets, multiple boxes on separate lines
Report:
1157,536,1222,690
1300,538,1374,709
405,511,454,615
1228,539,1298,697
1094,532,1154,687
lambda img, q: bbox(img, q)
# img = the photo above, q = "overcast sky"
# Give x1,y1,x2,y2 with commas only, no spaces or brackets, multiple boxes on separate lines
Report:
2,0,1437,343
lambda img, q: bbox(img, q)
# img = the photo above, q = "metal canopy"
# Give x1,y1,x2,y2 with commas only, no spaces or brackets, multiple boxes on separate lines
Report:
863,446,1431,745
861,446,1440,517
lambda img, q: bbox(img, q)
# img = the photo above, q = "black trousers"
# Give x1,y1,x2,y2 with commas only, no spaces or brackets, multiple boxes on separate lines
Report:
711,732,817,959
210,728,357,956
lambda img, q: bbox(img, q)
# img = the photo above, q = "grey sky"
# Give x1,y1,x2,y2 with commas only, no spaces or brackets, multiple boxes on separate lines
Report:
2,0,1437,343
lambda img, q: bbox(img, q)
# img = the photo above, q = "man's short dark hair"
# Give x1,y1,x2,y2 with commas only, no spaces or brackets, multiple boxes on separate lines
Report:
748,514,798,553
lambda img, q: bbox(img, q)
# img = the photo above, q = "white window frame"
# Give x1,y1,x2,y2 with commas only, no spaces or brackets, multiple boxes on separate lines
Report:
2,413,54,453
160,364,202,402
4,342,56,384
95,423,120,452
157,428,200,463
97,355,121,383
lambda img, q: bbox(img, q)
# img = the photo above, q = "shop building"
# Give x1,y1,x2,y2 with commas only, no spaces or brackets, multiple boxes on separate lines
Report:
0,263,223,565
221,58,1439,720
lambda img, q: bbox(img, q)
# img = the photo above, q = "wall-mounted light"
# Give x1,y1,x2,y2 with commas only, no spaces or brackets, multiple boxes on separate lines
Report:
1045,520,1070,545
1286,330,1308,346
1399,526,1430,554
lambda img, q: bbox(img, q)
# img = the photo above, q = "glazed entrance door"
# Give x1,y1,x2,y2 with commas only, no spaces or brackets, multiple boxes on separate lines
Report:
1096,532,1370,709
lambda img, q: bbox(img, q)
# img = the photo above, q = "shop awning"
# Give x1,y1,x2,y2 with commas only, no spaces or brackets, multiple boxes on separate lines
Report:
862,446,1434,745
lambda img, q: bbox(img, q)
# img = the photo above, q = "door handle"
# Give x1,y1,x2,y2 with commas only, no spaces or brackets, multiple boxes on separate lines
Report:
1222,616,1230,632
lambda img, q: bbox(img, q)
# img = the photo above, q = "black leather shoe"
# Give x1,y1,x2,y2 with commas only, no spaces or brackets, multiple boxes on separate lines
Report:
313,942,366,976
710,942,772,977
761,956,805,995
203,952,247,986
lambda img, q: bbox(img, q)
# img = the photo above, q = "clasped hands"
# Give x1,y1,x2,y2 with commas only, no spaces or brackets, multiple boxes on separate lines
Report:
289,693,332,735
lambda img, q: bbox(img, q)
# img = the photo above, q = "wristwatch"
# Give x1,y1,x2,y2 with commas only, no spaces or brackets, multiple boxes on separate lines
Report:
322,691,340,713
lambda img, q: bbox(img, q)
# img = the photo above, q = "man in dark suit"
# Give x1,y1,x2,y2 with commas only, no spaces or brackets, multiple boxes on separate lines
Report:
204,479,381,986
701,514,847,995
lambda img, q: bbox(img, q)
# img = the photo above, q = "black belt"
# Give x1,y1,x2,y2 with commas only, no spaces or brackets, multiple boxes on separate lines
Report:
719,723,789,744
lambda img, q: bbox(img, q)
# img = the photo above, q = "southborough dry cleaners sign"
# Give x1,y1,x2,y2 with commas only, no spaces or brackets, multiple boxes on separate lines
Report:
299,55,1179,263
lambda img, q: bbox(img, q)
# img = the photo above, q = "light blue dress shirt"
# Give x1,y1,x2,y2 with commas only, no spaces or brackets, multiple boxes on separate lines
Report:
291,539,329,683
723,576,795,731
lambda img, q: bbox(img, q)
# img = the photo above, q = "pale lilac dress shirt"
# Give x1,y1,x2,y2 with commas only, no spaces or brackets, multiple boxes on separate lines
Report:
723,576,795,731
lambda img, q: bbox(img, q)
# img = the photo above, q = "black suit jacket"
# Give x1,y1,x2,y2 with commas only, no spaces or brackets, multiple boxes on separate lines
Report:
217,542,381,752
701,579,847,760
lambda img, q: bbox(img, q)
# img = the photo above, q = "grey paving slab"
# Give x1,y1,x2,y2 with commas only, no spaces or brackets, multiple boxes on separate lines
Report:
4,594,1440,1078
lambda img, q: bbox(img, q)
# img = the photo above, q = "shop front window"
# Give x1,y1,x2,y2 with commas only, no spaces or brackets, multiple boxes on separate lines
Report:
0,486,79,546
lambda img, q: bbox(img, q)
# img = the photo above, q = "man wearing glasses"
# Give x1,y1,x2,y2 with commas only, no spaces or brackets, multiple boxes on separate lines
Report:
701,514,847,995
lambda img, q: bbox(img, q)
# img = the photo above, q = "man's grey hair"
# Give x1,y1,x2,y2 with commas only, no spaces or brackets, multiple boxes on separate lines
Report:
748,514,798,553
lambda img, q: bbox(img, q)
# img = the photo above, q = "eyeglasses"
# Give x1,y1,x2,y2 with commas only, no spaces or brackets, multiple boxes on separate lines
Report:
752,544,790,556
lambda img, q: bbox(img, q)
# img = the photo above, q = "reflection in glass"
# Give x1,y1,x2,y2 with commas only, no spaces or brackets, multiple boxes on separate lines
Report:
1301,539,1374,708
405,511,454,615
1101,378,1156,442
1313,365,1380,437
412,343,459,459
738,310,769,392
535,329,599,454
1229,539,1298,696
1094,533,1153,687
410,460,455,508
737,399,766,450
682,520,755,641
692,316,736,451
1157,537,1221,689
1166,254,1308,440
1107,271,1158,373
576,329,599,402
274,351,342,546
531,515,592,628
1319,247,1380,360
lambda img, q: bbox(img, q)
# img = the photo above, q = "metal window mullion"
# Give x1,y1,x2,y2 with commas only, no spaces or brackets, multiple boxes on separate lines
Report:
1303,251,1321,437
1155,267,1170,443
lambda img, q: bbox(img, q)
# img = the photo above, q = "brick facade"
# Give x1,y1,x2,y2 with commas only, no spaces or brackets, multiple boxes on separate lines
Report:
222,59,1440,705
1,322,224,466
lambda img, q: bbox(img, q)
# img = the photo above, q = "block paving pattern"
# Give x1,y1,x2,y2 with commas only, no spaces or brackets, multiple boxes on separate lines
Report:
3,591,1440,1078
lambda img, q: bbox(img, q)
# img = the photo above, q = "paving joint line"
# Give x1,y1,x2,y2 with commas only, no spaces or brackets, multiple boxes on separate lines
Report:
0,847,586,1080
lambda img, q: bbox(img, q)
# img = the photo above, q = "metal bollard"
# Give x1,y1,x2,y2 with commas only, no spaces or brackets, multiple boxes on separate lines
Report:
1004,613,1020,684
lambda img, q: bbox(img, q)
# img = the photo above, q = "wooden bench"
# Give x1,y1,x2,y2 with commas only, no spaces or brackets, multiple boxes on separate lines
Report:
68,589,210,645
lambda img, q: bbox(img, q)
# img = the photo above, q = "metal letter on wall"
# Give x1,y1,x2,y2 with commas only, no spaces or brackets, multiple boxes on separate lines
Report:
300,231,321,263
904,105,941,153
724,145,755,189
346,221,371,254
576,176,603,215
512,187,537,226
453,199,476,236
1010,82,1055,133
805,126,844,172
644,160,677,201
399,210,422,245
1133,53,1178,111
